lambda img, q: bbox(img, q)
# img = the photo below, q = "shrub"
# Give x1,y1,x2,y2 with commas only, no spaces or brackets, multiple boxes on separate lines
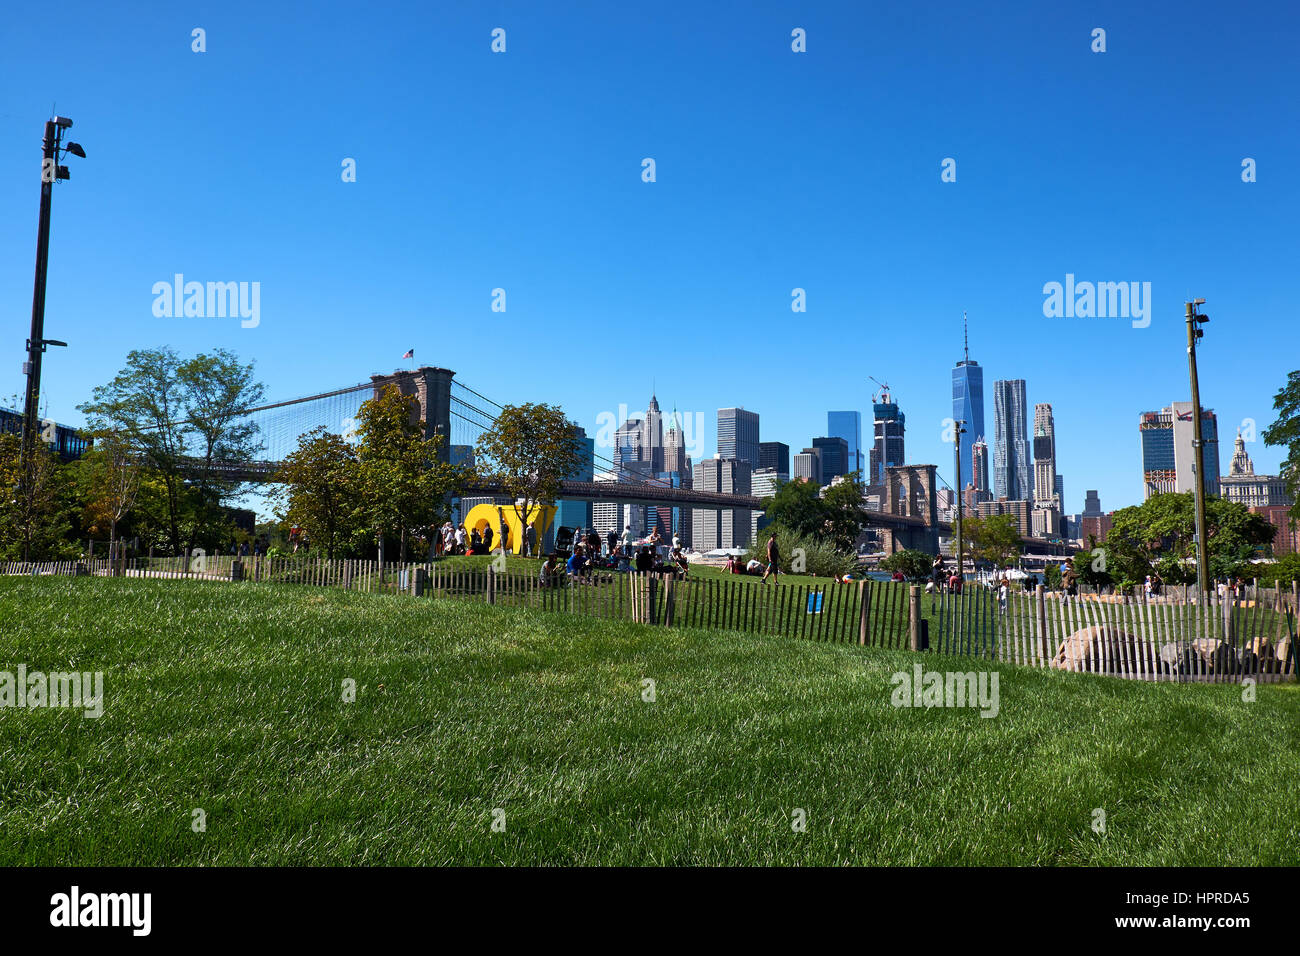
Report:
744,525,856,578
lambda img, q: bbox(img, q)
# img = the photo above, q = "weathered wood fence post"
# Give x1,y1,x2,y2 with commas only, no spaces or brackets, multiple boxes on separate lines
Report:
1036,584,1049,662
412,567,427,597
908,585,921,651
858,581,869,646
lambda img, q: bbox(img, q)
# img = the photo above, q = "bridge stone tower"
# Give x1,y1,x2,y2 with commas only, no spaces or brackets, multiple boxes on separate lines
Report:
369,366,455,463
881,464,939,554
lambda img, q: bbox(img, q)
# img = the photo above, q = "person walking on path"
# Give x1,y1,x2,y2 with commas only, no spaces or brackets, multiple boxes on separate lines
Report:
762,533,781,584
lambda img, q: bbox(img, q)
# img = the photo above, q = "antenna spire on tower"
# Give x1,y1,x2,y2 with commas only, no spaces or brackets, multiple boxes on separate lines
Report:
963,311,969,363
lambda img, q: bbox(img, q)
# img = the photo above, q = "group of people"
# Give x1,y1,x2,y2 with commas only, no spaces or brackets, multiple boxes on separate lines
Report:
719,534,782,583
536,524,692,587
434,519,538,557
923,555,965,595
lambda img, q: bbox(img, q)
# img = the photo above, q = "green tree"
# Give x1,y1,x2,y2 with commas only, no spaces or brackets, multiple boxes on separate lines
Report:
73,430,142,560
1263,369,1300,522
765,478,829,539
1257,552,1300,586
822,470,870,552
961,513,1022,569
1071,535,1114,590
1103,492,1274,588
879,548,931,582
0,433,77,561
355,386,464,561
274,427,360,559
474,403,584,554
78,347,264,554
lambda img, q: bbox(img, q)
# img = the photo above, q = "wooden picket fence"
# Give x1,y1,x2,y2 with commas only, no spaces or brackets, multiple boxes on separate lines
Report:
414,564,910,646
922,582,1299,684
5,556,1295,685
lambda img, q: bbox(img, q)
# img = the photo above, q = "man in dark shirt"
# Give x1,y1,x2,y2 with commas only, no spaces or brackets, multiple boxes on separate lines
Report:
762,534,780,584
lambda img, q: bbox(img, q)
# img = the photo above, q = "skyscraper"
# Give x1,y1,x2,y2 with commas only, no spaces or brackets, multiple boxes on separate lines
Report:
612,394,669,537
812,436,849,482
827,411,863,476
1032,403,1058,508
869,395,905,485
1139,402,1221,499
691,457,752,550
663,407,690,476
992,379,1031,502
971,439,990,496
951,313,985,491
552,425,595,548
1083,490,1101,516
759,441,790,477
793,449,821,485
717,408,760,467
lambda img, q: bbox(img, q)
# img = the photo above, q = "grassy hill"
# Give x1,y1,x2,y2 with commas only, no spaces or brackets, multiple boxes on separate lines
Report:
1,576,1296,865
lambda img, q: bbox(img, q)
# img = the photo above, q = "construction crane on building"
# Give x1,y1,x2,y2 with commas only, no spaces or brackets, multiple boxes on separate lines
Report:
868,375,893,404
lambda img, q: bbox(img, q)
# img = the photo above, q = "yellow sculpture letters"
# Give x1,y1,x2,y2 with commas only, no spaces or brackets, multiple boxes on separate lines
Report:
463,502,556,555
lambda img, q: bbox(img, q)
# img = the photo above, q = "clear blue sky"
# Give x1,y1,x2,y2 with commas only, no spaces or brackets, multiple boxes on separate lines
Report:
3,0,1296,516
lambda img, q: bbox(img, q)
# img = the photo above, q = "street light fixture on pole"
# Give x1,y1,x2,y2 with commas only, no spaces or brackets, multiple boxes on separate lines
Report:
1185,298,1211,598
19,116,84,561
953,418,967,578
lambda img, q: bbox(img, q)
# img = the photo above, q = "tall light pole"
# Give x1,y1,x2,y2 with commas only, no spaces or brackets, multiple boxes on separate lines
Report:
19,116,84,561
1185,298,1211,597
953,418,967,577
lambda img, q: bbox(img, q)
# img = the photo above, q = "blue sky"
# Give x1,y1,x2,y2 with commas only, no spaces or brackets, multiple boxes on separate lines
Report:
2,0,1296,517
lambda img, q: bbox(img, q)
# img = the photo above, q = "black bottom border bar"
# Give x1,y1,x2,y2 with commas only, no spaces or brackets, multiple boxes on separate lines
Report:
0,866,1288,942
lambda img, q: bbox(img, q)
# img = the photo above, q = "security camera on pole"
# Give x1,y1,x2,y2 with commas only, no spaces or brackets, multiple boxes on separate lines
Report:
1185,298,1211,598
20,115,86,560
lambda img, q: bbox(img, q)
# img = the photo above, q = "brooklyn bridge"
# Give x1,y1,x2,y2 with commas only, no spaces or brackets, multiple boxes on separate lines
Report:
181,364,965,554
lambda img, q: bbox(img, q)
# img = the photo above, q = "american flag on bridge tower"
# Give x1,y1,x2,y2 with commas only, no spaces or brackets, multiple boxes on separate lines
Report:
401,349,414,359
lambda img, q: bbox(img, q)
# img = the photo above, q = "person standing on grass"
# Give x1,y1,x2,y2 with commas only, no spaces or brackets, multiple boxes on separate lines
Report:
998,578,1009,614
621,525,633,556
762,533,781,584
455,525,466,555
524,524,536,558
606,528,617,556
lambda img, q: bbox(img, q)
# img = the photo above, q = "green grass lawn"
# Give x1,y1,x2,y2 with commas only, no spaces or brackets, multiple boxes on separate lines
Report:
1,576,1297,865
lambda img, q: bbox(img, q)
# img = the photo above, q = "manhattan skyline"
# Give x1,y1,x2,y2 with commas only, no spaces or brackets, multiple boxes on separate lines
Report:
2,0,1295,516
